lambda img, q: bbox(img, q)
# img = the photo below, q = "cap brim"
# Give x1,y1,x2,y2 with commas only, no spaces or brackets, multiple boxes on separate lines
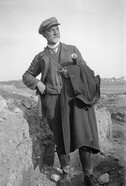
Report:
45,23,60,31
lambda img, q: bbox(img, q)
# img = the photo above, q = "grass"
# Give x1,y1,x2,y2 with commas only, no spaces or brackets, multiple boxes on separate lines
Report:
101,83,126,94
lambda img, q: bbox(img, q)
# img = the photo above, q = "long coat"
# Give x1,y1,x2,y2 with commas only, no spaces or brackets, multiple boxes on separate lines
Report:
22,42,100,154
60,63,100,154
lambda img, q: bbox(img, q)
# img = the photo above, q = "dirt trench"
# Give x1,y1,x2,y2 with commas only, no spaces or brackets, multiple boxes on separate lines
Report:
0,87,125,186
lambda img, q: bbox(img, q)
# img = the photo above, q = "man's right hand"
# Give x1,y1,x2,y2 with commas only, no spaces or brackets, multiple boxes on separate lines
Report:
36,81,46,94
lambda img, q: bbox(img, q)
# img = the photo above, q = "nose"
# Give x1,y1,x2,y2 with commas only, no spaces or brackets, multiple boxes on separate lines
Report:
53,28,59,35
53,29,58,35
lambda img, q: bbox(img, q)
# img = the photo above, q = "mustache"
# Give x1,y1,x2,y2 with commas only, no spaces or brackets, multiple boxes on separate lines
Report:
53,34,60,38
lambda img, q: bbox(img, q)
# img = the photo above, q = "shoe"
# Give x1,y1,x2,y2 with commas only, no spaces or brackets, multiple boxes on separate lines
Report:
84,175,96,186
57,172,71,186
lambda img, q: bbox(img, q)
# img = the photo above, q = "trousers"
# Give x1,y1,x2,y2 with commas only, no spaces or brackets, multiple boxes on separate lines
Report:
44,94,93,174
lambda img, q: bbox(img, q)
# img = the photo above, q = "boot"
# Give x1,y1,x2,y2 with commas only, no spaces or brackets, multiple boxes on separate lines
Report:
57,172,70,186
56,153,71,185
79,147,96,186
56,151,71,174
79,147,93,175
84,174,96,186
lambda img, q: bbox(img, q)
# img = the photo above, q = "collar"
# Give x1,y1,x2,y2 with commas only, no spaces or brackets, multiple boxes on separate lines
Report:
47,41,60,49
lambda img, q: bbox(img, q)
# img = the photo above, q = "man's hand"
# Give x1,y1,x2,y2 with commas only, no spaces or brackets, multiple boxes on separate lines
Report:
59,67,69,78
36,81,46,94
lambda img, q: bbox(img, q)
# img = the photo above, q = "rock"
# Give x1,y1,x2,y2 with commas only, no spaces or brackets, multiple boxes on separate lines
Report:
98,173,109,184
0,96,33,186
0,95,7,110
13,107,21,113
51,174,61,182
6,182,13,186
21,101,32,109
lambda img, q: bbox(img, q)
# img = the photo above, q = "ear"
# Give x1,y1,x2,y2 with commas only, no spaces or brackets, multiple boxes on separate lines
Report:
42,31,46,38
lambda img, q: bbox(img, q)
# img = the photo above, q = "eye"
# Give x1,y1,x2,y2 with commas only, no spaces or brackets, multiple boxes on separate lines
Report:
48,26,59,32
47,28,52,33
47,27,53,33
55,27,59,31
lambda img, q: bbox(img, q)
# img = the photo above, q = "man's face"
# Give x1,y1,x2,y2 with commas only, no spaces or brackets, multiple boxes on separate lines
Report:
43,25,60,44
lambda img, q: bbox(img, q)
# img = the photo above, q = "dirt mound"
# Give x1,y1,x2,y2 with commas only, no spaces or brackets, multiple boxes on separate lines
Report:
0,88,54,186
0,95,33,186
0,85,125,186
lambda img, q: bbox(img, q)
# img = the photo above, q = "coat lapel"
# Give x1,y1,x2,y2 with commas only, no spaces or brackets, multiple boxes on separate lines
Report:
59,43,73,65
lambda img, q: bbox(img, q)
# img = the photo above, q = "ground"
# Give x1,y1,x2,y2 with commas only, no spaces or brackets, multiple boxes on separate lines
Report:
0,82,126,186
30,92,126,186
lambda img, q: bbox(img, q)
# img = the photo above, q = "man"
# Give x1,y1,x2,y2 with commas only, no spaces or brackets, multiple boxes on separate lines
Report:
22,17,100,186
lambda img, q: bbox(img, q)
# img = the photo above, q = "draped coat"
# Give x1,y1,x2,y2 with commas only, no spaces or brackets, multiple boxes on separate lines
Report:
60,63,100,154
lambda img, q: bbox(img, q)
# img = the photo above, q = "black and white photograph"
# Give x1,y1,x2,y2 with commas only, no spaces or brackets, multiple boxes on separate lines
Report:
0,0,125,185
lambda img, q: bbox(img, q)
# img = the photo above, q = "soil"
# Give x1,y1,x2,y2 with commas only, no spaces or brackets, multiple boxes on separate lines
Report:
30,93,126,186
0,84,126,186
29,94,126,186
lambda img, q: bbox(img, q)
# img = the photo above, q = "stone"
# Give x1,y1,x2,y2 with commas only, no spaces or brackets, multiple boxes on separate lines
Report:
51,174,61,182
0,96,33,186
98,173,109,184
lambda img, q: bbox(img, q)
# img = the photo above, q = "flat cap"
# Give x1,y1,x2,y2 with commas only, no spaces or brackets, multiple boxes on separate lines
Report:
38,17,60,34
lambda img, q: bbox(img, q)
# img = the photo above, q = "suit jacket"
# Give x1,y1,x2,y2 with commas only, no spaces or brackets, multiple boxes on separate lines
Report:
22,42,87,117
22,42,86,89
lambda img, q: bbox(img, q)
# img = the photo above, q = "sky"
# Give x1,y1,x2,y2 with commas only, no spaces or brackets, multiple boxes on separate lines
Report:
0,0,125,81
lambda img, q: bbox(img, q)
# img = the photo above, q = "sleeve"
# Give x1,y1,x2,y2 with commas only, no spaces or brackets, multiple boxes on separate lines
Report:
22,55,42,90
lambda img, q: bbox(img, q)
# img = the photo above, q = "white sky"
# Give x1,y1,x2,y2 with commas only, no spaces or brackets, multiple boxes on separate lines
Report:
0,0,125,81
